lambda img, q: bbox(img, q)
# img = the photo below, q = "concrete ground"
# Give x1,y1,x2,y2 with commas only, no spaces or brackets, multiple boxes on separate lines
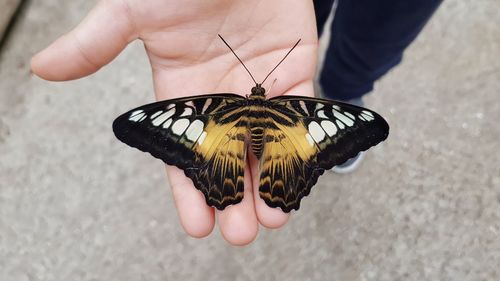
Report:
1,1,499,280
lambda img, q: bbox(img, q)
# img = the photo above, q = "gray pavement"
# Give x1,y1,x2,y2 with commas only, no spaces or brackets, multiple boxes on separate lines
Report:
1,1,499,280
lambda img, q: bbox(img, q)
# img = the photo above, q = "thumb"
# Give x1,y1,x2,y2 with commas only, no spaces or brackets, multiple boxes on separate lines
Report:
31,0,137,81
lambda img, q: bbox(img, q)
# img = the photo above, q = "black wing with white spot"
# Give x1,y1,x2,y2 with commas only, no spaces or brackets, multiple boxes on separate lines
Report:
256,95,389,212
113,94,249,210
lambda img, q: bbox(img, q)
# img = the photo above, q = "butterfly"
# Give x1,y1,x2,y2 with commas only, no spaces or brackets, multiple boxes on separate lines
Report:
112,35,389,212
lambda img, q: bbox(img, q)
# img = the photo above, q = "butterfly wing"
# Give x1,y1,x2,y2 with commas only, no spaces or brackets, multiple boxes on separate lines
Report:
113,94,249,210
258,96,389,212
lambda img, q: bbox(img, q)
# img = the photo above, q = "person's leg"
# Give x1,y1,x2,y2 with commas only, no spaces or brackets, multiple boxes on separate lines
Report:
320,0,443,101
318,0,442,173
313,0,335,37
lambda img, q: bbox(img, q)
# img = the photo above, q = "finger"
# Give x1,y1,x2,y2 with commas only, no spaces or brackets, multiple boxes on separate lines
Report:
166,166,215,238
31,0,137,81
216,165,259,246
249,153,290,229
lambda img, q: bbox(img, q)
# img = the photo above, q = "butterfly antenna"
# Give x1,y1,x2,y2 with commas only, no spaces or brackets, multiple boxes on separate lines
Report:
260,38,301,85
218,34,258,85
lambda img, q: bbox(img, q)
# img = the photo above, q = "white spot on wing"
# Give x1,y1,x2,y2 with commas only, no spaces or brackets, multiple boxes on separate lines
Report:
317,110,328,119
333,109,354,127
362,110,374,118
129,110,145,122
321,120,337,137
171,119,190,135
150,111,163,119
152,108,175,126
308,121,326,143
360,110,375,121
163,119,173,128
185,120,204,141
305,133,315,146
336,120,345,129
180,107,193,117
344,112,355,120
129,110,143,118
315,103,325,110
299,101,308,114
198,131,207,145
202,98,212,113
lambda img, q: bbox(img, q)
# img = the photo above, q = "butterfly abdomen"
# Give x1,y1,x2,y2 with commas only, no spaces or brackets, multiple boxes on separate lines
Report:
246,101,298,159
245,102,270,159
250,126,264,158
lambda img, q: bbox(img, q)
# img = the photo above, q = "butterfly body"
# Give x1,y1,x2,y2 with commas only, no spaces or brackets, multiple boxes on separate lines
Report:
245,84,289,159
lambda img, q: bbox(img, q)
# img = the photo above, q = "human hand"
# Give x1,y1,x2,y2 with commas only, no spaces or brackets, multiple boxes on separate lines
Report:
31,0,318,245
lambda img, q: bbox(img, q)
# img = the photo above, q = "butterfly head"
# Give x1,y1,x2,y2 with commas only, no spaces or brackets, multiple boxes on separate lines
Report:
250,84,266,97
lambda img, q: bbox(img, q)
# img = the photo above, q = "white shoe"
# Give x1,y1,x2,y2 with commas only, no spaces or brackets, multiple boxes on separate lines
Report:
331,152,365,174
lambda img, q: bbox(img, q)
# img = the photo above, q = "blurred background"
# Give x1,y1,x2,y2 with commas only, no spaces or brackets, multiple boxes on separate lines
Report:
0,0,499,280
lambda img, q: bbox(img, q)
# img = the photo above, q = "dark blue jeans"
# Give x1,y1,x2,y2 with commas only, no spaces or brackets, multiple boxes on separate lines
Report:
315,0,442,100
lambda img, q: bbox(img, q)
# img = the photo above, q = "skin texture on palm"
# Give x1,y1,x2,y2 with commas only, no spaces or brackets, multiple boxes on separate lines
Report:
31,0,318,245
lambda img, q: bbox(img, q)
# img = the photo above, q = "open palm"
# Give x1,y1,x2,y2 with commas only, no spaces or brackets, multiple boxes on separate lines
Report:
31,0,318,245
